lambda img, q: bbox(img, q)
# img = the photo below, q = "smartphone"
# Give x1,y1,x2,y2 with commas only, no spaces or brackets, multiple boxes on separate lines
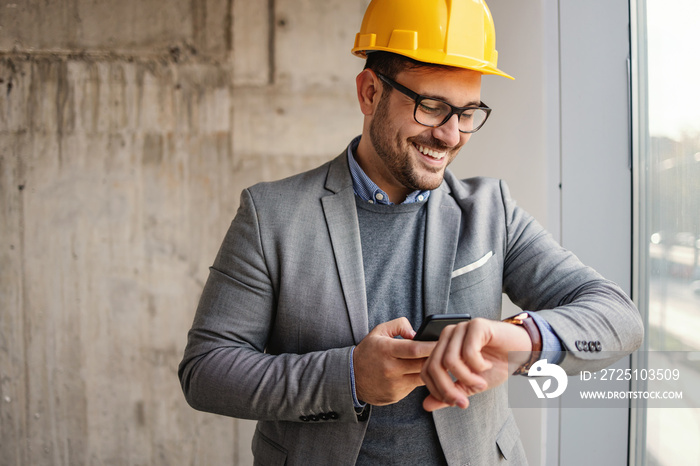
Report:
414,314,472,341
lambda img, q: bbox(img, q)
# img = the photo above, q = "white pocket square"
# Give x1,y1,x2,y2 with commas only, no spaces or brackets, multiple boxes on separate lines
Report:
451,251,493,279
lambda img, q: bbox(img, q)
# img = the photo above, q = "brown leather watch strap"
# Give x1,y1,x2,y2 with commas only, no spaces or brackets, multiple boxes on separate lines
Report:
503,312,542,375
521,316,542,353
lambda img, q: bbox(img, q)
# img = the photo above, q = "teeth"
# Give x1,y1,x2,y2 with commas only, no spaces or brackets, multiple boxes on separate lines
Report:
417,144,446,160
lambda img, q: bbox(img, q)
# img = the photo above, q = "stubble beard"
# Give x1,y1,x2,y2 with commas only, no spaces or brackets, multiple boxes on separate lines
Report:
369,93,456,193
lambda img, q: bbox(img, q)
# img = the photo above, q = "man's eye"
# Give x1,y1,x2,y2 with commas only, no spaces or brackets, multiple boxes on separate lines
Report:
460,110,476,120
418,102,442,115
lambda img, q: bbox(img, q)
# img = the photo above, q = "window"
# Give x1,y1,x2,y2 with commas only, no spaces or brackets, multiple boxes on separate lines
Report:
632,0,700,463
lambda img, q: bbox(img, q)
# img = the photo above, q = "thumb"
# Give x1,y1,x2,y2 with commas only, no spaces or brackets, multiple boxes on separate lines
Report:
375,317,416,340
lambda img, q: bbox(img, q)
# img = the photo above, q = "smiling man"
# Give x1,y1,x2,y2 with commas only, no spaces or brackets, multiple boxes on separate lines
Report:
178,1,643,464
356,62,483,204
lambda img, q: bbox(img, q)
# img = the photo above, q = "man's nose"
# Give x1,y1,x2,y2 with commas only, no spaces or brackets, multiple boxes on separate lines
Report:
431,114,461,148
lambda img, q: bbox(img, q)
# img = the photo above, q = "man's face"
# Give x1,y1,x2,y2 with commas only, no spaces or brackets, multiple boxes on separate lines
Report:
367,67,482,197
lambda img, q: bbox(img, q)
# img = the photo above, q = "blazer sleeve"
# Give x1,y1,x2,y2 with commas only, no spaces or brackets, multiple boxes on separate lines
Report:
498,180,643,374
178,188,359,423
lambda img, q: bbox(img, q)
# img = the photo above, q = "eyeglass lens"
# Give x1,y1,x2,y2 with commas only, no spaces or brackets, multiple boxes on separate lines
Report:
415,99,488,133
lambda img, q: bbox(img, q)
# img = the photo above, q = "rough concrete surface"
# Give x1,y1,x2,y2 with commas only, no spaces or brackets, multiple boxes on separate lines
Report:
1,1,366,464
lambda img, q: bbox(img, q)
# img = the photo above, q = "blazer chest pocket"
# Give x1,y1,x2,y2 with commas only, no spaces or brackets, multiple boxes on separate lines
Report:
449,251,496,293
448,251,501,318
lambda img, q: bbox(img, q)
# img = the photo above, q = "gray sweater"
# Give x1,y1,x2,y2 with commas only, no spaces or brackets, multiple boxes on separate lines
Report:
355,198,447,466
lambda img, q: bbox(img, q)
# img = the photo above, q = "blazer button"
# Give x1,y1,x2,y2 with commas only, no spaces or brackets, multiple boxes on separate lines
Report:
309,414,319,422
329,411,339,420
299,416,309,422
320,413,329,421
595,341,602,352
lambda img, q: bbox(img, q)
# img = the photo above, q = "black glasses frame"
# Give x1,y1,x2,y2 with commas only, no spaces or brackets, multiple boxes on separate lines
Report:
376,73,492,134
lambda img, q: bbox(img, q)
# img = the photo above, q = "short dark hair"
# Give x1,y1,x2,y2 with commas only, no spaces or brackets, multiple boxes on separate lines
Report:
363,51,453,80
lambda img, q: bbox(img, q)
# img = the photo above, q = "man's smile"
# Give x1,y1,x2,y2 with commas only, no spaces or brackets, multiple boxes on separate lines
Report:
414,143,448,161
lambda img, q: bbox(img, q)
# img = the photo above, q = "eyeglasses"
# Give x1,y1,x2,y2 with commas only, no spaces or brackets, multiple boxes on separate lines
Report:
376,73,491,134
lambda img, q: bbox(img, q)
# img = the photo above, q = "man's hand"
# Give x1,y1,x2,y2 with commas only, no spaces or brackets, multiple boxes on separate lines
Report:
420,318,532,412
353,317,437,406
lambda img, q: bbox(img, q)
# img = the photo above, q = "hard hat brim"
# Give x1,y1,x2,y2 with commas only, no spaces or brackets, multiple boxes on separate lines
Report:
352,47,514,80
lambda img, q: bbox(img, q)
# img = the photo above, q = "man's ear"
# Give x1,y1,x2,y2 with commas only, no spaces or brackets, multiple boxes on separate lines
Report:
356,69,382,116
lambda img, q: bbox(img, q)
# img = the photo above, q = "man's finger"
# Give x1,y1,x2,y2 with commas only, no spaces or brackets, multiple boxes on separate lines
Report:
459,319,493,374
395,357,430,376
375,317,416,340
390,338,437,360
421,327,469,408
423,393,468,412
441,323,489,390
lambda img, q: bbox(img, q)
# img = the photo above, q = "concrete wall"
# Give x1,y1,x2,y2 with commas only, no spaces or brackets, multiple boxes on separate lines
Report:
1,1,365,464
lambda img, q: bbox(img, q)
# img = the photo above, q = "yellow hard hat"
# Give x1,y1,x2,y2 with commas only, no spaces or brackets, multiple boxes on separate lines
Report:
352,0,513,80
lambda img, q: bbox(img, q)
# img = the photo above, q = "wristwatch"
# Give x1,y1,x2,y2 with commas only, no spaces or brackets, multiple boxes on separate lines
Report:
502,312,542,375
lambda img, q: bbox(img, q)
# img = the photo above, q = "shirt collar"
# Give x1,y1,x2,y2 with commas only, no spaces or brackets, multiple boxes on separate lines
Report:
346,136,430,205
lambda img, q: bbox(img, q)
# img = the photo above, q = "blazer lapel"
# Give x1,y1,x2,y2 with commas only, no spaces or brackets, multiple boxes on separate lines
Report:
423,182,460,317
321,154,369,344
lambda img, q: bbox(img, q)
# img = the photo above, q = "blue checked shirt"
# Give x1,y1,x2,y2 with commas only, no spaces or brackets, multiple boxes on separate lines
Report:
346,136,431,205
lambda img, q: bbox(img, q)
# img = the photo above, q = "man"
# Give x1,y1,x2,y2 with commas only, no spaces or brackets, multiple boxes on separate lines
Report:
179,0,643,464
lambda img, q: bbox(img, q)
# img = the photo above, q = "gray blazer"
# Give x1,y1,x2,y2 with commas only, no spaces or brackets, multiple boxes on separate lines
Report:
179,151,643,465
